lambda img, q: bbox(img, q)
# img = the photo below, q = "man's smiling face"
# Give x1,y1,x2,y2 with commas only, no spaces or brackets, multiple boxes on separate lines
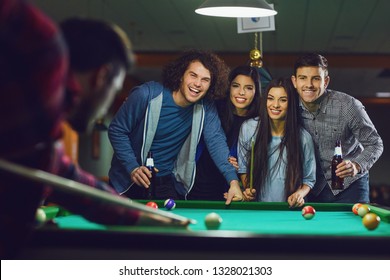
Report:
173,60,211,107
291,66,330,106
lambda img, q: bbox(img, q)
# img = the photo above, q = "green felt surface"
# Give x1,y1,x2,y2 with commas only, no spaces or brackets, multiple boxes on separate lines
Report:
50,201,390,237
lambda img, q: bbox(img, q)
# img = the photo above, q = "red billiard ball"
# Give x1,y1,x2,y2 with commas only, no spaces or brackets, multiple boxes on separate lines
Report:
164,198,176,210
362,212,380,230
302,205,316,220
146,201,158,209
352,203,362,215
358,204,370,217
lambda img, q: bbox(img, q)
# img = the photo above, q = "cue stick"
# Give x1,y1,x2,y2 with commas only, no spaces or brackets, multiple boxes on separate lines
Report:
0,158,195,227
250,138,254,190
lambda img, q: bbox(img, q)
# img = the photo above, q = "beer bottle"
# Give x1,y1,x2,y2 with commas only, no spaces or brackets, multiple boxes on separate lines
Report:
145,151,156,199
331,140,344,190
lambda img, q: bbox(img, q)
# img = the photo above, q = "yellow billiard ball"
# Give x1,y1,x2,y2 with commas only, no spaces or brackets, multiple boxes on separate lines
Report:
362,212,380,230
357,204,370,217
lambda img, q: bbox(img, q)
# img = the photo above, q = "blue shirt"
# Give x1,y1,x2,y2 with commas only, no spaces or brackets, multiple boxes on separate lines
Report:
151,89,193,176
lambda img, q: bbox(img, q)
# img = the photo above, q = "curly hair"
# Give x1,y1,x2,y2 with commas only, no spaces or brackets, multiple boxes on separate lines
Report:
162,49,230,100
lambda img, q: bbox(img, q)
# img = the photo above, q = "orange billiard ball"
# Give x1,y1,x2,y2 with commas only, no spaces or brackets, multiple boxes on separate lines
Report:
362,212,380,230
357,204,370,217
302,205,316,220
352,203,362,215
146,201,158,209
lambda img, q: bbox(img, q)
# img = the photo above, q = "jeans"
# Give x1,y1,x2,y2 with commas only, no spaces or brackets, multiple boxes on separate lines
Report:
308,174,370,203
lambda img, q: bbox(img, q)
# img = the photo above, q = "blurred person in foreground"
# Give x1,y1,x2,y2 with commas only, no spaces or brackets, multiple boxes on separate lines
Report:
0,0,156,259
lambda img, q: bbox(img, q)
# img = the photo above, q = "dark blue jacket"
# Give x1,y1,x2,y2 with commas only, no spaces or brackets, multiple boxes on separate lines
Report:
108,81,238,196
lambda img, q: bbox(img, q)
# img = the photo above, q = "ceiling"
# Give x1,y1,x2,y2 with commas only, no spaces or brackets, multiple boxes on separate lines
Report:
32,0,390,98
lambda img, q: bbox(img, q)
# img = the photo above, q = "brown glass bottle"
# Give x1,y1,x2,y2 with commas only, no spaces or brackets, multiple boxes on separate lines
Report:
145,151,156,199
331,140,344,190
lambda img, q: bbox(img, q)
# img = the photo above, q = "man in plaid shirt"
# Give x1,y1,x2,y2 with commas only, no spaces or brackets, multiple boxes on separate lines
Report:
291,53,383,203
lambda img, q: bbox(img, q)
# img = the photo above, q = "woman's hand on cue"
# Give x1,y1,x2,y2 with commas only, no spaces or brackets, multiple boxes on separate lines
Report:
242,188,256,202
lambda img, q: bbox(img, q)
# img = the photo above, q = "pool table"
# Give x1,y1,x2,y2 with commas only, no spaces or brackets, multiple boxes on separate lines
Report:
21,201,390,259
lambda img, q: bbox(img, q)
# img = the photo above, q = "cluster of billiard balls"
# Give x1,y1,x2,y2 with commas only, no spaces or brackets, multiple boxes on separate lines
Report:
146,199,223,230
146,199,176,210
353,203,381,230
300,203,381,230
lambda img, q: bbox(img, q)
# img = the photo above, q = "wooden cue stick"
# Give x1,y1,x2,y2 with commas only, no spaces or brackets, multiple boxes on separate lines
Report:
0,158,195,226
250,138,254,190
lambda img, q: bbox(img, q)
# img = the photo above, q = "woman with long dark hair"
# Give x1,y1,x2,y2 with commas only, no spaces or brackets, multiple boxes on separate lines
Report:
238,77,316,207
189,65,262,200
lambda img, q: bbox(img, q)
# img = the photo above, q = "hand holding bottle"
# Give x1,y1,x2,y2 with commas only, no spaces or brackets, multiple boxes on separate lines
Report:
335,160,360,179
129,151,159,191
130,166,157,189
331,140,361,191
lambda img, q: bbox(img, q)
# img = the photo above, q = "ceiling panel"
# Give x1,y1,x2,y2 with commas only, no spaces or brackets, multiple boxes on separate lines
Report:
271,0,304,52
304,1,342,52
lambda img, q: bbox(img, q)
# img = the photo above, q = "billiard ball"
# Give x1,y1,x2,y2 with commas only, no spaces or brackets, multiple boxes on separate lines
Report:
205,212,222,230
146,201,158,209
35,208,46,227
357,204,370,217
302,205,316,220
362,212,380,230
164,198,176,210
352,203,362,215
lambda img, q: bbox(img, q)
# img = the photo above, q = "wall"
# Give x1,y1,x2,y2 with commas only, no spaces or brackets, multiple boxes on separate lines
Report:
363,100,389,185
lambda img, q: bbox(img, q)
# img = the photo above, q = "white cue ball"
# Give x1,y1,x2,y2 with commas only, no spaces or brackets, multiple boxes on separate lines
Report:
35,208,47,227
204,212,222,230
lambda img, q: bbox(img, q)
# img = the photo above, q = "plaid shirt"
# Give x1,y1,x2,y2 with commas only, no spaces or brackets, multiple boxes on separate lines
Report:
0,0,68,158
299,89,383,196
45,142,139,225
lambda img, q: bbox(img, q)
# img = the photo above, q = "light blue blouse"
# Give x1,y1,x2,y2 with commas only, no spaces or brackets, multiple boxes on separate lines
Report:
237,118,316,202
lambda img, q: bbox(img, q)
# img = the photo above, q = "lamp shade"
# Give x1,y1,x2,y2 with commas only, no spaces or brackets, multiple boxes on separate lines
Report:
195,0,277,18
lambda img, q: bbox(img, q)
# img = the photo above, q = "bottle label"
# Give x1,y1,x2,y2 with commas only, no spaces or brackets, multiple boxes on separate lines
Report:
334,146,342,156
146,158,154,167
